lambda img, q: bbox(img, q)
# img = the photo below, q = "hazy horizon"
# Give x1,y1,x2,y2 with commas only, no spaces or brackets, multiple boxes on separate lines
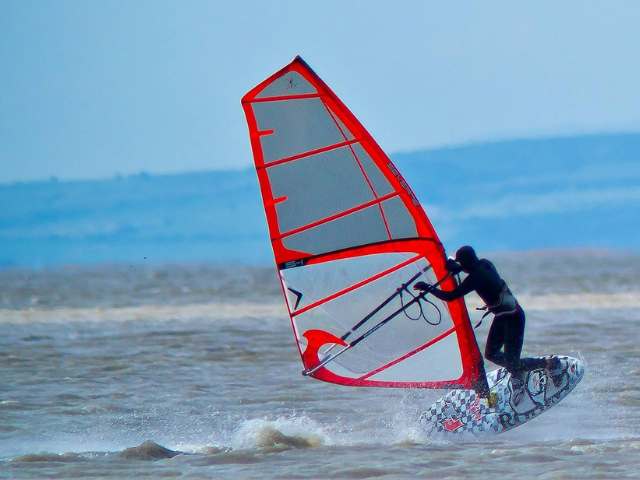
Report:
3,129,639,186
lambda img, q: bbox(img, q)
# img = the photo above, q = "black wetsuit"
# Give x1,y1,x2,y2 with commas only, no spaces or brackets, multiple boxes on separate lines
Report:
429,259,545,375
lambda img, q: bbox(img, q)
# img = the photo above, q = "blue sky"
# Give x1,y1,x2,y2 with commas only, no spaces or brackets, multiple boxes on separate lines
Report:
2,1,639,182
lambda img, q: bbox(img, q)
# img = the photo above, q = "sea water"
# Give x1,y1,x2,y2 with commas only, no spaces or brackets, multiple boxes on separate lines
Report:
1,252,638,479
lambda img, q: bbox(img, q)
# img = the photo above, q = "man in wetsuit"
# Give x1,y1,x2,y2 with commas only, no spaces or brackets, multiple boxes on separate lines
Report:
414,246,554,398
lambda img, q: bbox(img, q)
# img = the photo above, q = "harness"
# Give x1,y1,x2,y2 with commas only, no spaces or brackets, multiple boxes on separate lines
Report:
474,282,519,328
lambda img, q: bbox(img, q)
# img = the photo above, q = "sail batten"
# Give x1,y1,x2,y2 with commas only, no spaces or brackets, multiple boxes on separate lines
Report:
278,192,400,241
251,93,322,103
242,56,486,390
258,139,359,169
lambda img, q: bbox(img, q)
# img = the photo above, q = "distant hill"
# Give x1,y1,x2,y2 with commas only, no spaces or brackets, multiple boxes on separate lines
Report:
2,133,639,267
394,133,640,252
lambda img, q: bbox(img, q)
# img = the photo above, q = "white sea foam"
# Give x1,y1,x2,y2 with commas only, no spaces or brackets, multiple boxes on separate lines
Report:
518,292,640,311
1,291,637,325
0,302,286,324
229,415,329,451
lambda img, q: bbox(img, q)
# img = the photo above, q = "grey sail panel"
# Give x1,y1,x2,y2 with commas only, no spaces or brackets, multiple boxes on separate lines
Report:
381,197,418,239
282,204,390,255
255,71,317,98
267,145,376,233
253,98,347,164
351,143,394,196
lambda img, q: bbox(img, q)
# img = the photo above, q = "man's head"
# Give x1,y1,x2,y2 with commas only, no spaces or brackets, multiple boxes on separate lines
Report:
455,245,478,272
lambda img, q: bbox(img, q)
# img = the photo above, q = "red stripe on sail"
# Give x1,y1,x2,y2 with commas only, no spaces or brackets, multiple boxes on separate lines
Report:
358,327,456,380
251,93,321,103
276,192,399,241
258,139,358,169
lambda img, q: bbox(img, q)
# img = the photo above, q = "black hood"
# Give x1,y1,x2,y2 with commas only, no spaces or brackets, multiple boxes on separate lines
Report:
455,245,478,271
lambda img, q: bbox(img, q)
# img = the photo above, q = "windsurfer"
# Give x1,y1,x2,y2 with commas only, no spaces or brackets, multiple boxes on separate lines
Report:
414,246,556,401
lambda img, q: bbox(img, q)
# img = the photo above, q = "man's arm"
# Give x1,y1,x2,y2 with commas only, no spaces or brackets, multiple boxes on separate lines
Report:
415,275,475,302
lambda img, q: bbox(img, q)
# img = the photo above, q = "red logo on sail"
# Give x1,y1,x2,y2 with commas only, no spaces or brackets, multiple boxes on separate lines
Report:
301,329,347,372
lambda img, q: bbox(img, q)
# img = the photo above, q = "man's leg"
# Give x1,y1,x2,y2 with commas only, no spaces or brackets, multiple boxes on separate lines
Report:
510,307,548,371
498,308,527,396
481,318,507,407
502,307,525,374
484,316,507,368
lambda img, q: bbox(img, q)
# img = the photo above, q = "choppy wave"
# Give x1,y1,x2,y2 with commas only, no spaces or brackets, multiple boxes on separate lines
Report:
229,416,327,452
2,255,639,479
4,404,640,477
119,441,181,460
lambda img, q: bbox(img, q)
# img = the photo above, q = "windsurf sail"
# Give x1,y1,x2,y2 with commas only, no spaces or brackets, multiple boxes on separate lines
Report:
242,56,487,391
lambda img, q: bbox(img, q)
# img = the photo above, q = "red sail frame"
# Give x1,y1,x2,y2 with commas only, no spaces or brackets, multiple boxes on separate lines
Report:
242,56,486,391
